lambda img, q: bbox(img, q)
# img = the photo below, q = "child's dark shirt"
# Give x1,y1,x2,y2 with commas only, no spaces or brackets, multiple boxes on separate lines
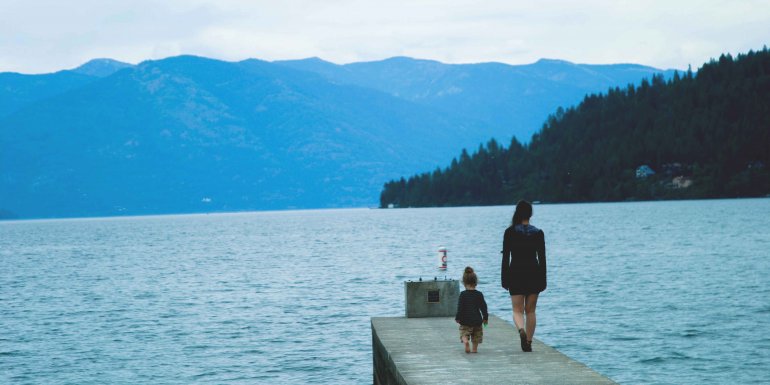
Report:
455,289,489,326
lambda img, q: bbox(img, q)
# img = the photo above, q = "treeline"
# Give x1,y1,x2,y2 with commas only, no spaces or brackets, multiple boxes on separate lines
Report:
380,47,770,207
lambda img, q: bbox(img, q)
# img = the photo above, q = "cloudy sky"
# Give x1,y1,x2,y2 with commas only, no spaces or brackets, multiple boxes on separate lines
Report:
1,0,768,73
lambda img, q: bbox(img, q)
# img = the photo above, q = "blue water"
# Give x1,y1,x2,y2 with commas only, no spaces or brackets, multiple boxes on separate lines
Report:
2,199,769,384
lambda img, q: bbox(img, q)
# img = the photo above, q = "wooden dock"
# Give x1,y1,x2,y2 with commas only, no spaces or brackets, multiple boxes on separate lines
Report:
372,315,617,385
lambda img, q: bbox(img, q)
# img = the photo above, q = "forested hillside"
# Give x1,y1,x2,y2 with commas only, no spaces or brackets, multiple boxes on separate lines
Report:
0,54,673,219
380,48,770,207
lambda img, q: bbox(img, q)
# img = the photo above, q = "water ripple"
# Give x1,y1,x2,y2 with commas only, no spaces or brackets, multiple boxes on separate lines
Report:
2,200,770,384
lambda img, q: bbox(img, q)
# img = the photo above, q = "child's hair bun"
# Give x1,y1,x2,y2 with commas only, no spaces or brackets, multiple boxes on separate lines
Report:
462,266,478,286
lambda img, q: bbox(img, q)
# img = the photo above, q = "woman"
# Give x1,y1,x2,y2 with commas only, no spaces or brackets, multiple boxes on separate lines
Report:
501,200,546,352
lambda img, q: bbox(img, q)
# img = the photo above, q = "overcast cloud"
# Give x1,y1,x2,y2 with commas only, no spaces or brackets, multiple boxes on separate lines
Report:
1,0,768,73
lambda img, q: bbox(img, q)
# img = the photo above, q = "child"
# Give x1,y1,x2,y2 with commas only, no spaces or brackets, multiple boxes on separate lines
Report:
455,266,489,353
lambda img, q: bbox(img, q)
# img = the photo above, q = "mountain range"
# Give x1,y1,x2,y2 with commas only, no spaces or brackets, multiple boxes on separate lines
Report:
0,55,676,218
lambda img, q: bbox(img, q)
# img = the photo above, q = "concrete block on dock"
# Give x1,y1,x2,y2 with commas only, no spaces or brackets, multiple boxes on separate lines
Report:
404,279,459,318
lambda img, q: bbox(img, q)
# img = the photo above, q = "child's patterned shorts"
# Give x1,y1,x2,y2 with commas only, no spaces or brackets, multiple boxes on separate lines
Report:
459,324,483,343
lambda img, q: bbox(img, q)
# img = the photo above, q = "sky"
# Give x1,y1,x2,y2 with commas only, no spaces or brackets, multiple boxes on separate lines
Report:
1,0,768,74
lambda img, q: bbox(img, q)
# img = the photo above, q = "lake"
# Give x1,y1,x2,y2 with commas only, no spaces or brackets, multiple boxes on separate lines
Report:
2,199,769,384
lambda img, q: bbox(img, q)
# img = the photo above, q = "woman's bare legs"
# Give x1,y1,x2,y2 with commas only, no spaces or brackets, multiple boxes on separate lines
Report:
524,293,539,343
510,295,526,331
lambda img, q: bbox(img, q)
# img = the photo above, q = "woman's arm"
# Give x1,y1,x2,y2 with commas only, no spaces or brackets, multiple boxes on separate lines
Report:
501,229,510,289
538,230,547,290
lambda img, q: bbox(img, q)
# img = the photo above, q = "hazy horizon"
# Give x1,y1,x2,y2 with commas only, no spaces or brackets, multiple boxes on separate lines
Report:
3,53,693,76
2,0,768,73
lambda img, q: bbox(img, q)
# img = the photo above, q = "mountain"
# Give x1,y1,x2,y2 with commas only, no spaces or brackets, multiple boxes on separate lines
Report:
71,58,134,77
275,56,677,143
0,71,97,118
0,55,487,218
1,55,676,219
380,48,770,207
0,59,133,119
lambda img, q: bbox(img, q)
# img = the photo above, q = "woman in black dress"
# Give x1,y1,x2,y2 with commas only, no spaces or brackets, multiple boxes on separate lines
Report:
501,200,546,352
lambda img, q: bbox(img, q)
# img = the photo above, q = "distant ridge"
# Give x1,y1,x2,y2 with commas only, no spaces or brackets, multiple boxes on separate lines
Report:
275,56,677,142
1,54,676,218
71,58,133,77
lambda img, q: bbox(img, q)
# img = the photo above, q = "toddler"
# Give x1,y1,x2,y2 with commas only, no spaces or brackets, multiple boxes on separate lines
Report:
455,266,489,353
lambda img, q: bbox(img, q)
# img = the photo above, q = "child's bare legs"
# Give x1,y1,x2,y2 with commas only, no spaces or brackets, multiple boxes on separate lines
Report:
462,335,470,353
471,339,479,353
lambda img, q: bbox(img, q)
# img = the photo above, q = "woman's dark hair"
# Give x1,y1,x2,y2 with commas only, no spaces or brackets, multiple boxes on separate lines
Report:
512,200,533,226
463,266,478,287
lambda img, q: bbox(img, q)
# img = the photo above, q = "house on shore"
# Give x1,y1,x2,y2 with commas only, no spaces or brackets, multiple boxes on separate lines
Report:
636,165,656,178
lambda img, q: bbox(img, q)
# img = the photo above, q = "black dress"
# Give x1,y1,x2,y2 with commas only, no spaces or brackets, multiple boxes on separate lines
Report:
501,224,547,295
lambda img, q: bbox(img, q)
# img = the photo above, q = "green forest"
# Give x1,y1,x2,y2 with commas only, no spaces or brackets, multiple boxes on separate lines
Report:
380,47,770,208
